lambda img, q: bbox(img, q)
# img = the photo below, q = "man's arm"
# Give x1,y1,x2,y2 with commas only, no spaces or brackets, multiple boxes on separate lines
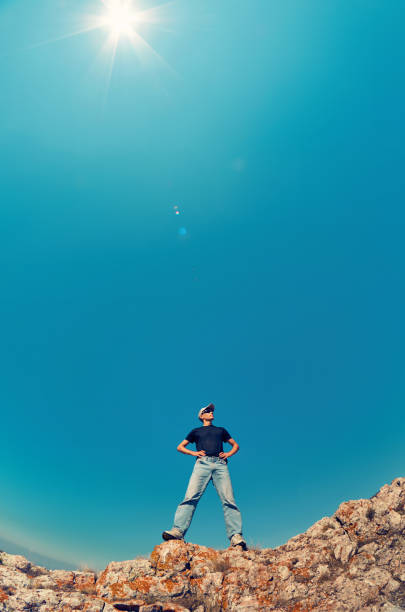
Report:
177,439,206,457
219,438,239,459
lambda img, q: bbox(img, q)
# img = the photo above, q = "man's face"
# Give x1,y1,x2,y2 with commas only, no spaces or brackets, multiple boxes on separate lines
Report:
201,408,214,421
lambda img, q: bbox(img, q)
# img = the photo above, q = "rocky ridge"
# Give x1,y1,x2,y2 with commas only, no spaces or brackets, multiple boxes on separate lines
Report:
1,477,404,611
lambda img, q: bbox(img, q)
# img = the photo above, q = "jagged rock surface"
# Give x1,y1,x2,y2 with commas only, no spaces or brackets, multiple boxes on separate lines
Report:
1,477,404,611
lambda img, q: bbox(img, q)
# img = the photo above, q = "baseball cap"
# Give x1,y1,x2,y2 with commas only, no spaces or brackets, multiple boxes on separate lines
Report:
198,403,215,419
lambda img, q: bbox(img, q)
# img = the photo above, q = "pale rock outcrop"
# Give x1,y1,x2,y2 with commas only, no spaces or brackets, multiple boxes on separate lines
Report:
0,477,404,611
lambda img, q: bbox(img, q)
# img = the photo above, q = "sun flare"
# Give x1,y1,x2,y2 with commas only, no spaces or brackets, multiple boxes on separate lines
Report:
100,0,139,39
25,0,177,104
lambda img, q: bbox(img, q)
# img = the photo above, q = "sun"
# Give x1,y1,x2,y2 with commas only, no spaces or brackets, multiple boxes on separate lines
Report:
99,0,139,39
26,0,177,103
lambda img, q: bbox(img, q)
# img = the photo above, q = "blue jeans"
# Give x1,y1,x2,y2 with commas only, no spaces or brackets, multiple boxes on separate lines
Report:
173,456,243,540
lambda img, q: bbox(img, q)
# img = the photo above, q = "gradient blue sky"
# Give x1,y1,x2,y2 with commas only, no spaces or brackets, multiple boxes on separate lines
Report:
1,0,404,569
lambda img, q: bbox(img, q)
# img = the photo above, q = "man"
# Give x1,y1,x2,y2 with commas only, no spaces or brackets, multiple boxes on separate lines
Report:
162,403,247,550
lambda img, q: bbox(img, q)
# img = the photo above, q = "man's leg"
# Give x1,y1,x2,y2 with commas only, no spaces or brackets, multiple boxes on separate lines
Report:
172,459,212,537
211,462,243,541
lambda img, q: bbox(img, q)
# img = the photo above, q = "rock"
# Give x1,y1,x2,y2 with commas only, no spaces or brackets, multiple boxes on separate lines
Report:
51,569,75,588
0,477,404,610
0,553,31,573
74,570,97,593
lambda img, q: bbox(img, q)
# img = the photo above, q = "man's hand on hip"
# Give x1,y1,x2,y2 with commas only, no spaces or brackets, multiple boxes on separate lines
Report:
195,450,207,457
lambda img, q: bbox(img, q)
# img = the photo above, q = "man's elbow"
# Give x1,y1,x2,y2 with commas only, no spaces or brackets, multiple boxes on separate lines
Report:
177,445,184,452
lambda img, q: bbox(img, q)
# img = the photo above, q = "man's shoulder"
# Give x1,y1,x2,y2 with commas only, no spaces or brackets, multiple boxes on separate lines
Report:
189,425,229,433
188,426,203,434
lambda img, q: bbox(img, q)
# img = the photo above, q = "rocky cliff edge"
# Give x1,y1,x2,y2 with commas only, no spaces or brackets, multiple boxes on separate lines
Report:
1,477,404,611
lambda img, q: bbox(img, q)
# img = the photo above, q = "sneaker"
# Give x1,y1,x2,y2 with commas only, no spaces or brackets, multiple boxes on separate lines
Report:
162,528,184,541
230,533,247,550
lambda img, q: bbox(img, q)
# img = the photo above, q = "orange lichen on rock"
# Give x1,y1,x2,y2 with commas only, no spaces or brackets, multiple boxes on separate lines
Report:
292,566,311,579
338,503,355,519
96,568,108,585
191,546,219,561
161,577,180,593
291,601,313,611
189,576,203,592
0,589,9,602
75,572,96,592
131,575,154,593
53,571,75,588
108,580,132,599
255,593,275,608
105,598,146,609
83,601,108,611
150,541,190,574
149,545,163,568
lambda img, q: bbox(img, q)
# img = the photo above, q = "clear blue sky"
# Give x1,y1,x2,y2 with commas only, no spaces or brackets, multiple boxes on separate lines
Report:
0,0,404,569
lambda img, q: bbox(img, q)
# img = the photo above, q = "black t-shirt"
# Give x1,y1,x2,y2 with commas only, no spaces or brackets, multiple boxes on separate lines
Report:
185,425,232,456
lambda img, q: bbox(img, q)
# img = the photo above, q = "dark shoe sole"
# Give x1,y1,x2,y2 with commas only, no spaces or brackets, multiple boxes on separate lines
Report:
162,531,182,541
